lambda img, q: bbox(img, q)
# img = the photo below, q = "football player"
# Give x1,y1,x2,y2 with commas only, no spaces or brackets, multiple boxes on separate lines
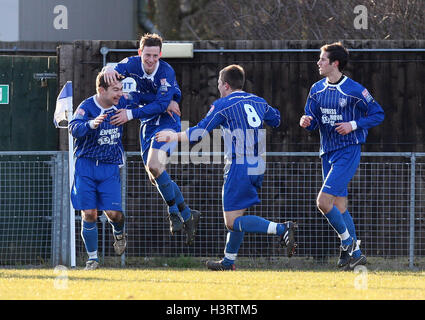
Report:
299,42,385,270
69,72,134,270
105,33,201,246
156,64,298,270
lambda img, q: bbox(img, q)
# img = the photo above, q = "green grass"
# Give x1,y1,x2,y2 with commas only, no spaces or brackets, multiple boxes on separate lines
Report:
1,257,425,300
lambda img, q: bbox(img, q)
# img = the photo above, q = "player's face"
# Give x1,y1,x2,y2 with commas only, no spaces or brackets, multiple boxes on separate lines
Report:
141,46,161,74
218,77,227,98
103,81,123,105
317,51,334,77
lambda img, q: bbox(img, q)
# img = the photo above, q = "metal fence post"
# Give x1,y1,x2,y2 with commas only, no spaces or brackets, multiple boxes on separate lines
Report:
52,151,70,266
120,165,127,267
51,153,61,267
409,153,416,269
61,151,71,266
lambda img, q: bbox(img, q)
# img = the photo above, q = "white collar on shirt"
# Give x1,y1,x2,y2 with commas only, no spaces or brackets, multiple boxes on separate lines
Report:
141,60,159,81
93,95,117,112
325,75,348,88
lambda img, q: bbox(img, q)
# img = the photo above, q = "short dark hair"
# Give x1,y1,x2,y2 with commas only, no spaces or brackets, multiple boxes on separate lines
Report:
140,33,163,52
321,42,349,71
96,71,122,92
96,71,110,90
219,64,245,90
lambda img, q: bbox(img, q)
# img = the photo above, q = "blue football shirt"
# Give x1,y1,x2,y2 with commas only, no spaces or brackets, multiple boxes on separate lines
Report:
114,56,181,127
69,95,136,165
304,75,385,155
187,91,281,163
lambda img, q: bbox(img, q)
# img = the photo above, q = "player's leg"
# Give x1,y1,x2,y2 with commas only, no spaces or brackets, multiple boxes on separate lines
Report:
341,209,362,256
224,163,296,252
206,209,246,271
170,180,201,245
146,147,183,232
323,194,354,267
104,210,125,237
206,208,297,271
104,210,126,255
81,209,100,269
71,158,100,269
317,191,353,249
318,145,362,266
97,162,127,256
228,210,297,257
336,198,367,269
207,164,297,271
148,142,201,243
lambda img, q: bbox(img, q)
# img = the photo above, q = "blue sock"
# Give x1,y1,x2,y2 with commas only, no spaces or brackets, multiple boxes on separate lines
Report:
155,171,179,214
223,231,244,266
172,181,191,222
325,206,351,247
342,210,362,257
81,220,98,261
276,224,287,237
233,215,271,234
108,216,125,236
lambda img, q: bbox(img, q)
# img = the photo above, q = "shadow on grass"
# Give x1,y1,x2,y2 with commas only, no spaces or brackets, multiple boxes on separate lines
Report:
102,255,425,272
2,255,424,273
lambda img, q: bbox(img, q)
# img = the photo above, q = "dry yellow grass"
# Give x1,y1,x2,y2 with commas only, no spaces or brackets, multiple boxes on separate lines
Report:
1,268,425,300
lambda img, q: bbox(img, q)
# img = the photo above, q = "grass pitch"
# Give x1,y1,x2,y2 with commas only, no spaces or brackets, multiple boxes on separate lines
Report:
1,266,425,300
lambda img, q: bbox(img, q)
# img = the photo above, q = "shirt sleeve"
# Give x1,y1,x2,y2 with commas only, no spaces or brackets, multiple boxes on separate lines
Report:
304,89,319,131
187,103,226,144
264,105,281,128
113,57,132,78
355,87,385,130
130,69,181,120
68,105,94,138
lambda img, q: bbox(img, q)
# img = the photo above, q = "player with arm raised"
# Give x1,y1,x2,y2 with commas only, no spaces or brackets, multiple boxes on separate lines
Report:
156,64,298,270
69,72,138,270
105,33,201,246
299,42,385,270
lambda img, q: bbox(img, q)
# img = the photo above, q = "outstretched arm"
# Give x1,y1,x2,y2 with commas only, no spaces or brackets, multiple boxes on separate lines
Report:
155,130,188,143
110,99,181,126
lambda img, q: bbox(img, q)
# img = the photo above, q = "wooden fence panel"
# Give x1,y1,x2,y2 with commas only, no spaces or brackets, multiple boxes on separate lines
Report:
57,39,425,152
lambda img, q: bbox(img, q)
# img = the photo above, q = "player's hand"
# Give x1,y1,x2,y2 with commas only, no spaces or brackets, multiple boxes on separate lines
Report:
155,130,178,142
166,100,181,118
92,114,108,129
110,109,129,126
299,115,313,128
335,122,353,135
103,68,124,85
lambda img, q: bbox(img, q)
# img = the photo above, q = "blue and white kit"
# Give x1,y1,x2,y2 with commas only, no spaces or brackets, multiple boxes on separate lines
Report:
303,75,385,196
114,56,182,163
69,95,136,211
187,91,281,211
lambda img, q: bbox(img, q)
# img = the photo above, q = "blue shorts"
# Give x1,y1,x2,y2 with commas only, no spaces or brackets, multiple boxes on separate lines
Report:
321,144,361,197
222,159,265,211
71,157,122,211
140,122,180,164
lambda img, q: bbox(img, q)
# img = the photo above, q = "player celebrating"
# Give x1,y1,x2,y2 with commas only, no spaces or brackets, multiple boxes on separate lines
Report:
299,42,385,270
105,33,201,246
156,64,297,270
69,72,136,270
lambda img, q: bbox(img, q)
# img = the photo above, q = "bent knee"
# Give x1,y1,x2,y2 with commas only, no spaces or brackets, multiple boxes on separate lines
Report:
105,210,124,223
316,196,333,214
146,163,163,179
82,209,98,222
225,221,234,231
